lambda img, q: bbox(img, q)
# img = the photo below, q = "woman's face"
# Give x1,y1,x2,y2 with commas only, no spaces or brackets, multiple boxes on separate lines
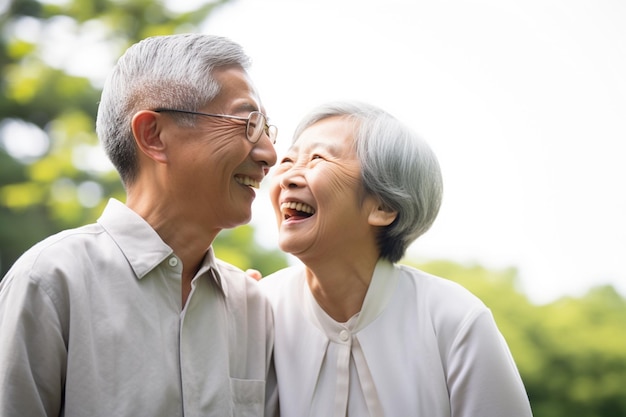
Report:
269,116,380,261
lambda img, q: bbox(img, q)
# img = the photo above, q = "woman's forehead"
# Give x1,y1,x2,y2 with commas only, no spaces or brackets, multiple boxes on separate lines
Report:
293,118,356,150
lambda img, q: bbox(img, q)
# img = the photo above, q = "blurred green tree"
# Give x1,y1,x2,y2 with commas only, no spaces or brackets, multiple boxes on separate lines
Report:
412,259,626,417
527,285,626,417
0,0,288,276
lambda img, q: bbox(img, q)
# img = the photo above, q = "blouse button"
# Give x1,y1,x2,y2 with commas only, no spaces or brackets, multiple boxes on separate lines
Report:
339,330,350,342
168,257,178,267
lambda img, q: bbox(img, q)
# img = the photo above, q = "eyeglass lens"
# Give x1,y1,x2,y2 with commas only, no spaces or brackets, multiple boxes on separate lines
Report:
247,112,264,143
247,112,276,144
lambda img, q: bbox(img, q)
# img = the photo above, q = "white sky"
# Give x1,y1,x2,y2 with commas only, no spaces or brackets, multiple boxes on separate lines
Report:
200,0,626,304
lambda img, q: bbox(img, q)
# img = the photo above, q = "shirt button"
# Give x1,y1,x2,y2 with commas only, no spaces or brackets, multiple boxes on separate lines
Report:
168,257,178,267
339,330,350,342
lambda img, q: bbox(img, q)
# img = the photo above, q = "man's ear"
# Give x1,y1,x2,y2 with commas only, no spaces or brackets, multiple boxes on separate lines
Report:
131,110,167,163
368,203,398,226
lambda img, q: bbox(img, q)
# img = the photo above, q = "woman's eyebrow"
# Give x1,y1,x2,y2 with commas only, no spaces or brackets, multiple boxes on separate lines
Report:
289,142,342,157
314,142,340,155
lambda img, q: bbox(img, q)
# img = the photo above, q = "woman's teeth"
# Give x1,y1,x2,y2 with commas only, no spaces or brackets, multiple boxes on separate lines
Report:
281,201,315,215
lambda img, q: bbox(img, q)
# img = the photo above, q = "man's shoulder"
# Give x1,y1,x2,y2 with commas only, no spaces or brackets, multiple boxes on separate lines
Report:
1,222,107,295
213,258,266,301
10,223,105,270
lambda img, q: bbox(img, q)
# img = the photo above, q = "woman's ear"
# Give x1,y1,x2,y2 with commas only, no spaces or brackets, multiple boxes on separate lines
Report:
368,203,398,226
131,110,168,163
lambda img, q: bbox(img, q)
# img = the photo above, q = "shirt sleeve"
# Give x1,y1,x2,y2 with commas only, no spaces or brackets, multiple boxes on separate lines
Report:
446,308,533,417
0,270,67,417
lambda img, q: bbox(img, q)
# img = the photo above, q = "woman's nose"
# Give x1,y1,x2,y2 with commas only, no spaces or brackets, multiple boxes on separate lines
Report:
279,166,305,189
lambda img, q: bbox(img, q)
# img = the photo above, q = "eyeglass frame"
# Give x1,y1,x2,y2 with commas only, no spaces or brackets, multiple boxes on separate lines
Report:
153,108,277,144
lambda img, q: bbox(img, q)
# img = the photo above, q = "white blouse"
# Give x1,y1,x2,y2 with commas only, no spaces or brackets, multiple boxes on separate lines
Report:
260,260,533,417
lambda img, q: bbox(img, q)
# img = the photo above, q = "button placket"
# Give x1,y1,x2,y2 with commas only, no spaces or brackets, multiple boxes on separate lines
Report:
334,330,352,416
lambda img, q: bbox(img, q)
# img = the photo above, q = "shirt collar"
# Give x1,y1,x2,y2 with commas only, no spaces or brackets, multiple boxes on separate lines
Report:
97,199,226,294
353,259,399,332
199,248,229,297
304,258,399,334
97,199,173,279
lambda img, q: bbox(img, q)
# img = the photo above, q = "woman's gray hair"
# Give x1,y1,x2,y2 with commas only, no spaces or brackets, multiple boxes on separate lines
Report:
96,34,251,186
293,101,443,263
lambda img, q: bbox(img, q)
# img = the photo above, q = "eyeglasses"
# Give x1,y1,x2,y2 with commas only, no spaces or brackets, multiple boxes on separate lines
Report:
154,108,277,144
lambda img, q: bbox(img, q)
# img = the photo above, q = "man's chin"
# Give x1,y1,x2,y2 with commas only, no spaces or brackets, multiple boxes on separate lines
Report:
224,211,252,229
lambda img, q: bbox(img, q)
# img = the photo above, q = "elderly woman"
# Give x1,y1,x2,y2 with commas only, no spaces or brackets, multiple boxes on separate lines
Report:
259,101,533,417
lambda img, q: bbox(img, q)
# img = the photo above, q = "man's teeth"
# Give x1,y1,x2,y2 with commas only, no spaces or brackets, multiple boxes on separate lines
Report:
281,201,315,214
235,176,260,189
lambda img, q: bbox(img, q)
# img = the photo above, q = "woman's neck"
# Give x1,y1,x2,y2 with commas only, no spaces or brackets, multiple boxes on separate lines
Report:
305,256,379,322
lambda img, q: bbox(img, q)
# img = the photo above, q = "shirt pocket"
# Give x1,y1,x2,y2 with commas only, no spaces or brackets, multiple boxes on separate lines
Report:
229,377,265,416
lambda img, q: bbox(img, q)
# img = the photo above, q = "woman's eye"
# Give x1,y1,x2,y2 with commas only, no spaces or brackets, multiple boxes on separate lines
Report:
311,154,323,160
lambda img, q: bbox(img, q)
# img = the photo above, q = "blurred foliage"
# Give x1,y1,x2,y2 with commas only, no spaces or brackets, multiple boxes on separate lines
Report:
411,259,626,417
214,225,288,277
1,1,624,416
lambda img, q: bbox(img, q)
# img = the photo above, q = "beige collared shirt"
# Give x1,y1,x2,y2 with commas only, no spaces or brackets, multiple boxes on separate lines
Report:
0,198,277,417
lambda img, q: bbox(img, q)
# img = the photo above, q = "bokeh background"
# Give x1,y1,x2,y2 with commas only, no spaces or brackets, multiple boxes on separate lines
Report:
1,0,625,415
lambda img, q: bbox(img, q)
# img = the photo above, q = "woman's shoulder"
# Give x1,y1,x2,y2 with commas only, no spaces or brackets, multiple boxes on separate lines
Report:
395,263,489,325
397,263,484,301
258,265,306,298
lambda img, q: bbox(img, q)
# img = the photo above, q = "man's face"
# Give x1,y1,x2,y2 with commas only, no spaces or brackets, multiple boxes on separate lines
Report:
163,66,277,232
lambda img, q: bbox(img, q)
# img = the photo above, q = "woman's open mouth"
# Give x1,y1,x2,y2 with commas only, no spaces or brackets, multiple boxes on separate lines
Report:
281,201,315,220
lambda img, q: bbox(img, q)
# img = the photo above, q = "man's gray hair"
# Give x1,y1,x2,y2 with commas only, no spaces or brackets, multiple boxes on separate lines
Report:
96,34,251,186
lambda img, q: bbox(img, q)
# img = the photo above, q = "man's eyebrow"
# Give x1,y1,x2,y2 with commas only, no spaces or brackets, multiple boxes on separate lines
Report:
234,102,260,114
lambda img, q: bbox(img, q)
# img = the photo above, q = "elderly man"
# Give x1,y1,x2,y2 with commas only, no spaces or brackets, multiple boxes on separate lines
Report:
0,34,278,417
